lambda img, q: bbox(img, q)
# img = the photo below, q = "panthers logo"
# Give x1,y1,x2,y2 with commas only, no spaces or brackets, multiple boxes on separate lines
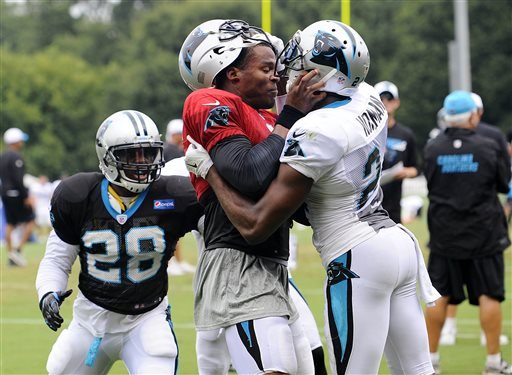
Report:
204,106,230,131
283,139,304,157
310,31,349,77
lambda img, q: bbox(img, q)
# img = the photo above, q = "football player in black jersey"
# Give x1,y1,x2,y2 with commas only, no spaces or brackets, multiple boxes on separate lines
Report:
35,110,203,374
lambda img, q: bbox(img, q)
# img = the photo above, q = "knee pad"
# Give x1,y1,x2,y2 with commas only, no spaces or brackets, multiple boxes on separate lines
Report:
140,316,177,358
196,329,230,375
46,329,74,375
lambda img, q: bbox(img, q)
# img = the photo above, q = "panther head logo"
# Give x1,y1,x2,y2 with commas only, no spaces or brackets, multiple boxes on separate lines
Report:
204,106,230,131
310,31,348,77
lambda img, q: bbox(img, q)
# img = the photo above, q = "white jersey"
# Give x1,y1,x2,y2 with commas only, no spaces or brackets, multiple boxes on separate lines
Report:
280,82,394,269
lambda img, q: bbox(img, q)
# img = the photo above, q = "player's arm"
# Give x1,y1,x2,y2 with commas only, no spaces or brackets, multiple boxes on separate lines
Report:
211,70,325,196
205,163,312,244
36,230,78,331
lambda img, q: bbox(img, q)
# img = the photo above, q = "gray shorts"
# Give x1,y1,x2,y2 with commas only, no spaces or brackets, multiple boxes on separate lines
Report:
193,248,298,330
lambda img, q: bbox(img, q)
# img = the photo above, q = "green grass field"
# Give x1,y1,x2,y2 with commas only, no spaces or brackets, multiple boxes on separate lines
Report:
1,215,510,374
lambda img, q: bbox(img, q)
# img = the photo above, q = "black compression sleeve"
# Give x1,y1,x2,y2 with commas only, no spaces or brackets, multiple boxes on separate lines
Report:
210,134,285,198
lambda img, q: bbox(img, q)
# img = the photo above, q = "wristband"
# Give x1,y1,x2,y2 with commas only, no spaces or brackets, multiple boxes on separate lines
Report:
276,105,305,129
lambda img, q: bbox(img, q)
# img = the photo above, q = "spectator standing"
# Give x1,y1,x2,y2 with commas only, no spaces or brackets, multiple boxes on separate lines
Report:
29,175,55,239
163,118,185,162
0,127,35,267
439,93,511,347
163,118,196,276
423,91,511,375
375,81,419,223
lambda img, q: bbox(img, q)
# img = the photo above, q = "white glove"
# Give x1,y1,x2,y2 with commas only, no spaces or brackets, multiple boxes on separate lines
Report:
185,135,213,179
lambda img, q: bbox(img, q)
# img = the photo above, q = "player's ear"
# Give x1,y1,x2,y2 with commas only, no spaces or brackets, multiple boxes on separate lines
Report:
226,67,241,83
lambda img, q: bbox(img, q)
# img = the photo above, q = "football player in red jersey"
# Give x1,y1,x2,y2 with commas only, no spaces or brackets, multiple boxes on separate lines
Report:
179,19,326,374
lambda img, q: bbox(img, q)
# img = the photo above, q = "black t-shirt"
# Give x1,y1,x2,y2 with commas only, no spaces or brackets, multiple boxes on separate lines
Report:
50,172,203,314
476,122,511,182
381,122,417,222
423,128,510,259
0,149,29,199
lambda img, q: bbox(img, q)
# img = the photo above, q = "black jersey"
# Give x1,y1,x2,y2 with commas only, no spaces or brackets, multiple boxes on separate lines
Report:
49,172,203,315
381,123,417,223
423,128,510,259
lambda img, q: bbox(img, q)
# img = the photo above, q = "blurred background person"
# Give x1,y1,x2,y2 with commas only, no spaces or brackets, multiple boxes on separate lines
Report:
0,127,35,267
439,93,511,348
29,175,55,240
423,91,511,375
163,118,185,162
375,81,419,224
162,118,196,275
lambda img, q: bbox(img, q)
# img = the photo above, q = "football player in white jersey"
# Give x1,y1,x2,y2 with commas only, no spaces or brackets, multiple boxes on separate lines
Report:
36,110,203,374
185,20,440,375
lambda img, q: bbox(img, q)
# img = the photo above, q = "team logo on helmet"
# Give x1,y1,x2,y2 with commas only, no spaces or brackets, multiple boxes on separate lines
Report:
310,31,349,77
204,106,230,131
181,27,210,74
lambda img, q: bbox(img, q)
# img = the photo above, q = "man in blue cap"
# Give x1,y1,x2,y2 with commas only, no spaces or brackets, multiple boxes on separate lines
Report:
423,91,511,375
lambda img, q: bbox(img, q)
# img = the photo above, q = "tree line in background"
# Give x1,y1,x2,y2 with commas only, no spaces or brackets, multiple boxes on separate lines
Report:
1,0,510,180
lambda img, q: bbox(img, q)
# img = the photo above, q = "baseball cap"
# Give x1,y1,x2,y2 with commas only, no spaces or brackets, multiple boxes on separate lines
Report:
374,81,399,99
166,119,183,138
3,128,29,144
470,92,484,110
443,90,476,125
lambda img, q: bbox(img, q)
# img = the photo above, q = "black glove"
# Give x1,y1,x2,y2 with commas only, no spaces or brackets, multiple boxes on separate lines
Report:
39,289,73,331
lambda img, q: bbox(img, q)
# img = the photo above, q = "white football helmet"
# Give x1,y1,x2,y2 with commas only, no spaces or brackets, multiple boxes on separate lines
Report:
280,20,370,97
96,110,165,193
178,19,275,91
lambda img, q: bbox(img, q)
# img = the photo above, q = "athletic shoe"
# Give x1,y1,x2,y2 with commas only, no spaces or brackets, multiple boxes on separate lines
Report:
432,361,441,375
179,261,196,274
7,251,27,267
480,331,510,346
483,359,512,374
439,328,456,346
167,258,185,276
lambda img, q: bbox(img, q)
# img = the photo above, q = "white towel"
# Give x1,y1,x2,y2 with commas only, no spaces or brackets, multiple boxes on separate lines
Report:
397,224,441,307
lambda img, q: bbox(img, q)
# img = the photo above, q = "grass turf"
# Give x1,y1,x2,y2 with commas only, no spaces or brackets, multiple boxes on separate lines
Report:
0,216,510,374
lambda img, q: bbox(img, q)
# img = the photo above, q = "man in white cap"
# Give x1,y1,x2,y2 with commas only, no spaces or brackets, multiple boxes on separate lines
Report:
163,118,185,162
423,90,511,375
374,80,418,224
162,118,197,275
0,127,35,266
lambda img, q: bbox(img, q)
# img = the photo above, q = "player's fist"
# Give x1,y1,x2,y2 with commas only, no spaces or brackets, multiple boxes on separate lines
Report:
39,289,73,331
185,135,213,179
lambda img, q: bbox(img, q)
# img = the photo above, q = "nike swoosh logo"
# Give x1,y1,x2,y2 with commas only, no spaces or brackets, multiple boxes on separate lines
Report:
202,100,220,106
292,130,305,138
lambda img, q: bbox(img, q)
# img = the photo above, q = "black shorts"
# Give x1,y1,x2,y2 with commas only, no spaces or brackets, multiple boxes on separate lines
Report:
1,196,35,226
427,252,505,306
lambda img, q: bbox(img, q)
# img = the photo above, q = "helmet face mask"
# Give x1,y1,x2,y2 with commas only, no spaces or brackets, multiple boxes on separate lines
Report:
279,20,370,97
96,110,164,194
179,19,274,91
